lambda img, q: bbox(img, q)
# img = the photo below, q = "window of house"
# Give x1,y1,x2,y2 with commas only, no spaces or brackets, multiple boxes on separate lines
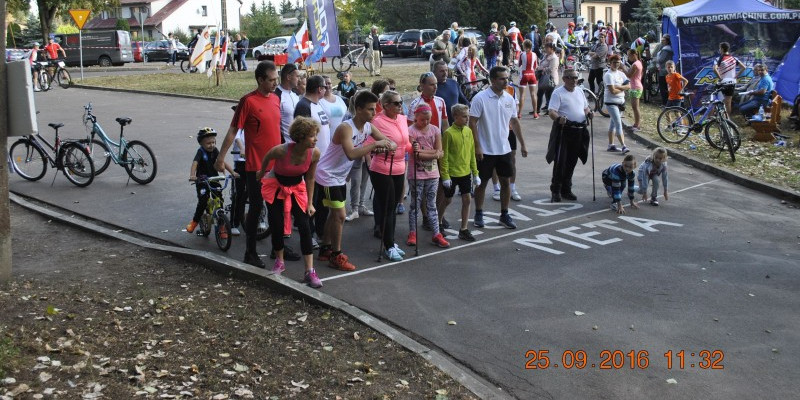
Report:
202,6,208,16
587,6,595,25
606,7,613,26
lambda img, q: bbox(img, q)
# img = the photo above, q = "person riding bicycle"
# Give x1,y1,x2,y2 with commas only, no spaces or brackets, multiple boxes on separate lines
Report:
44,37,66,60
187,127,237,235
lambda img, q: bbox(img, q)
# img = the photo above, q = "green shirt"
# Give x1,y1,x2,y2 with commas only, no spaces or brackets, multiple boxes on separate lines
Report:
441,124,477,180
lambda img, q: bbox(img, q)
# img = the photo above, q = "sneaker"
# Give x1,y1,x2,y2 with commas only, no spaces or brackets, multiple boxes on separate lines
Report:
329,253,356,271
396,203,406,214
186,220,198,233
650,199,660,206
304,269,323,288
551,192,562,203
345,209,359,221
384,246,403,261
499,213,517,229
406,231,417,246
631,126,641,131
492,190,501,201
218,225,228,240
511,190,522,201
33,88,42,92
358,205,374,216
458,229,476,242
318,246,333,261
561,192,577,201
473,210,485,228
243,252,265,268
272,259,286,275
432,233,450,248
231,227,241,236
393,244,406,257
258,220,267,230
312,237,320,250
610,203,619,211
533,113,540,119
607,144,619,152
621,146,630,154
440,218,450,230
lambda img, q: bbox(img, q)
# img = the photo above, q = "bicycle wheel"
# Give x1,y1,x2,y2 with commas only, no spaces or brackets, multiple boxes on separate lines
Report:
255,201,270,240
596,88,610,117
331,56,352,73
39,71,51,91
9,139,47,181
122,140,157,184
215,210,232,251
61,143,95,187
362,53,373,73
86,139,112,175
199,212,212,237
704,119,742,152
56,68,72,89
722,121,736,162
656,106,692,144
583,88,598,115
647,71,660,98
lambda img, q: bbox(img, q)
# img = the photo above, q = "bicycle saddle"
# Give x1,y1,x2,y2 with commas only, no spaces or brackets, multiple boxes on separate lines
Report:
48,123,64,129
115,117,133,126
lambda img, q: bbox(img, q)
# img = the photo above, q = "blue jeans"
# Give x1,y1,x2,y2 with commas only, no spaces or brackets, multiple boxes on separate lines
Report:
739,98,768,117
169,51,176,65
607,104,623,134
486,54,497,69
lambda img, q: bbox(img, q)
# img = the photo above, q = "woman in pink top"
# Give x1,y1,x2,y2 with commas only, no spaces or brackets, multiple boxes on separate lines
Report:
368,91,412,261
625,49,644,130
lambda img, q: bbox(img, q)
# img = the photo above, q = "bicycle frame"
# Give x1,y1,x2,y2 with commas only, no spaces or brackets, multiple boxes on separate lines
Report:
84,105,128,164
343,46,366,64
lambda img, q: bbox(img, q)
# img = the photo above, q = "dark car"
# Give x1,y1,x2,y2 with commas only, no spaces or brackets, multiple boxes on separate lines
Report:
458,28,487,50
396,29,438,58
379,32,401,56
143,40,189,62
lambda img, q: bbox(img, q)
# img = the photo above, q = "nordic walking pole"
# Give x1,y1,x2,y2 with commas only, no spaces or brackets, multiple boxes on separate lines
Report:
412,141,419,257
376,150,395,261
589,112,596,201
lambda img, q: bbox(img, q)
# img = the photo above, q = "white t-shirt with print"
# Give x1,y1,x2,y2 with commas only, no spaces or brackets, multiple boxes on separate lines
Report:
469,88,516,155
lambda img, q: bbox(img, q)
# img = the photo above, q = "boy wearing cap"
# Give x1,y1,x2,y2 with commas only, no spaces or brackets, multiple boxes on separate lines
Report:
187,128,237,235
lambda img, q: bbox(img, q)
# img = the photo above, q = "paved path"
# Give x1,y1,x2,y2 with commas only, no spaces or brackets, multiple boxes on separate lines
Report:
9,87,800,399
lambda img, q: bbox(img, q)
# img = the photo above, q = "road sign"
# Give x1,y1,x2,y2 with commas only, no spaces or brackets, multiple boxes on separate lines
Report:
69,9,91,30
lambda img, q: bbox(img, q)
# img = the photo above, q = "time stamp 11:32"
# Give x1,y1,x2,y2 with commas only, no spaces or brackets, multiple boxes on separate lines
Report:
524,349,725,370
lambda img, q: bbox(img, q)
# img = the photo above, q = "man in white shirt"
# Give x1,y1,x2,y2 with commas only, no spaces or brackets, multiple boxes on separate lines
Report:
469,66,528,230
275,64,300,142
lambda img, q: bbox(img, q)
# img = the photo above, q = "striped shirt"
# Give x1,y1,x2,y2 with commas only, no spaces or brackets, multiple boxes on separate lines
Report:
602,163,636,202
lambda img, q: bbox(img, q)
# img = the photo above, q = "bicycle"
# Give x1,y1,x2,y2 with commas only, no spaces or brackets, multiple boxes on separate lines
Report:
192,175,233,251
656,83,740,161
46,59,72,89
227,105,270,240
9,122,95,187
331,45,381,73
578,78,610,118
180,59,199,73
459,77,490,102
80,103,158,184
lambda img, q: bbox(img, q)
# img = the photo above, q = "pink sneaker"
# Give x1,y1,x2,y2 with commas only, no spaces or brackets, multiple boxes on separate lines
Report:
272,259,285,275
304,269,323,288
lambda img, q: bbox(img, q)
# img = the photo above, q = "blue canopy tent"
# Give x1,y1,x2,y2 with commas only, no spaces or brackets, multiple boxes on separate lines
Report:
772,36,800,105
661,0,800,94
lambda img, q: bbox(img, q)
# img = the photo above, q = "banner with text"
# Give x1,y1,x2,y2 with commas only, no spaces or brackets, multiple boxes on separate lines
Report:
304,0,340,58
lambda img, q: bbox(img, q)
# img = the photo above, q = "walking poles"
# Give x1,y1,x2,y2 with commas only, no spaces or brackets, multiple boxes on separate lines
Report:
589,113,596,201
376,150,395,262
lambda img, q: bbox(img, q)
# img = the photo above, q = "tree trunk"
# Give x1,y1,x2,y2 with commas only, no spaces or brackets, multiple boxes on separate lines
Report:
38,2,58,44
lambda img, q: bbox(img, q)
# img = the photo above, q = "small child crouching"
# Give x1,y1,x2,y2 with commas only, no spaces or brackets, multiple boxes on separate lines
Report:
638,147,669,206
602,154,639,214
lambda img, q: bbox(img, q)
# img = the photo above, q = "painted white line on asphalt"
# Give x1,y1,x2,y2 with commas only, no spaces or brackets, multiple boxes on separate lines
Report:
322,179,720,282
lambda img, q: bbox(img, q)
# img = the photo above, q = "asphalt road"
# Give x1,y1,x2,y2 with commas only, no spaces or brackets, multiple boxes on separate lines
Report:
8,85,800,399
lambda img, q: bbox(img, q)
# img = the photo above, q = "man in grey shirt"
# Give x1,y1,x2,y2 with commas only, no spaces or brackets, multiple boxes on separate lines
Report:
430,30,452,70
588,32,608,94
656,34,674,105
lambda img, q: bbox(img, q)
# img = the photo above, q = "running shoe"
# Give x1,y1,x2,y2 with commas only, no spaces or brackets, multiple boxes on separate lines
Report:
304,269,323,288
272,259,286,275
359,205,374,216
499,213,517,229
345,209,359,221
511,190,522,201
440,218,451,230
607,144,619,152
318,246,333,261
393,244,406,257
611,203,619,211
432,233,450,248
473,210,485,228
312,237,320,250
230,227,241,236
458,229,476,242
186,220,198,233
329,253,356,271
561,192,577,201
385,246,403,261
243,252,265,268
534,113,540,119
621,146,630,154
396,203,406,214
650,199,660,206
406,231,417,246
551,192,562,203
492,190,501,201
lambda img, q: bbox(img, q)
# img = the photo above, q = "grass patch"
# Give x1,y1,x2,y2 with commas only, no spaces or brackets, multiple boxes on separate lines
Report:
78,62,430,100
0,335,20,378
631,102,800,193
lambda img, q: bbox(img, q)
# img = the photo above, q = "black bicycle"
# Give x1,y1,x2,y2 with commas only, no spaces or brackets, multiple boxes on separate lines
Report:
9,122,95,187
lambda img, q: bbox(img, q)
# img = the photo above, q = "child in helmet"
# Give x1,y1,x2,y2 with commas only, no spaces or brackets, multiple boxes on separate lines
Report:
187,127,237,234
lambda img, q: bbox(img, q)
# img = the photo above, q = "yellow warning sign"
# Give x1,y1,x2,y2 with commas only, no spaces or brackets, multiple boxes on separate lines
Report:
69,9,91,30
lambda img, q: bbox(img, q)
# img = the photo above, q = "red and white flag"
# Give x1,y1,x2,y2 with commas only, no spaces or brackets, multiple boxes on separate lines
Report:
208,31,221,77
190,26,212,73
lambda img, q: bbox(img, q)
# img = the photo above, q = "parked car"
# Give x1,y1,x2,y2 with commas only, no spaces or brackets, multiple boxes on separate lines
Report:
142,40,189,62
252,36,291,58
53,30,134,66
379,32,401,56
422,28,486,60
396,29,438,58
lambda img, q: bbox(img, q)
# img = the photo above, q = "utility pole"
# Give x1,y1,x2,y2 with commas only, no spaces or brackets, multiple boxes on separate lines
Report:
1,0,13,282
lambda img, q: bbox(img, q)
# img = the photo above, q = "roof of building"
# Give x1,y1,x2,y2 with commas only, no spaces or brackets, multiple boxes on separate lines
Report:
84,0,189,30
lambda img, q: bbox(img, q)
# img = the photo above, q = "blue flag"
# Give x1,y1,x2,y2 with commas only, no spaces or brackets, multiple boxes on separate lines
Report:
306,45,325,65
287,34,301,64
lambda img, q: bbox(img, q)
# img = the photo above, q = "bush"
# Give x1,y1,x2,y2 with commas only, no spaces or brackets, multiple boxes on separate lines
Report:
116,19,130,32
171,27,190,45
54,24,79,35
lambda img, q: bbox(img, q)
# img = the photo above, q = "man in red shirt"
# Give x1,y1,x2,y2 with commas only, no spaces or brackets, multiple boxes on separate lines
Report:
215,61,285,268
44,37,66,60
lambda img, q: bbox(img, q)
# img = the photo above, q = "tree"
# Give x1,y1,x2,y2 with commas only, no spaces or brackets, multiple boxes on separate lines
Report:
115,18,130,32
631,0,660,37
279,0,294,14
785,0,800,9
241,1,283,41
33,0,119,44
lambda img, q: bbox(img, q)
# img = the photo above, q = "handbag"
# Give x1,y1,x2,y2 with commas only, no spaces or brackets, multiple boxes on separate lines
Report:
539,71,555,91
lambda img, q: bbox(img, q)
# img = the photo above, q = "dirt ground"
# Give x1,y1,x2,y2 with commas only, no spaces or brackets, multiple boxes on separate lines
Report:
1,202,477,400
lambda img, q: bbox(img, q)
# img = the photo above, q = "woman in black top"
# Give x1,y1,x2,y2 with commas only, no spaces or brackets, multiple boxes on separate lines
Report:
500,26,511,67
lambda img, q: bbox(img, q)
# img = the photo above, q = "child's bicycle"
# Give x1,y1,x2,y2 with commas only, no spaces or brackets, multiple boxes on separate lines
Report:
193,175,233,251
81,103,158,184
8,122,95,187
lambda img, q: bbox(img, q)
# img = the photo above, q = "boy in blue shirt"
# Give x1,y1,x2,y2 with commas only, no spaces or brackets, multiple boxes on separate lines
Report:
602,154,639,214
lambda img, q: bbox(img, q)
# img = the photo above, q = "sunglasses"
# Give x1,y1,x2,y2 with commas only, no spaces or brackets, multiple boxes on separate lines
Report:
389,87,396,91
388,100,403,107
563,76,578,80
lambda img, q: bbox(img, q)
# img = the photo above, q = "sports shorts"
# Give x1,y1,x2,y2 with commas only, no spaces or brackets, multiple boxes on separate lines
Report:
478,153,514,181
317,183,347,209
442,175,472,198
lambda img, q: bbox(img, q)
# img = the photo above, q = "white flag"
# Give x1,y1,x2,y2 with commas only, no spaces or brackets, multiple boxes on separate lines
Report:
208,31,221,77
190,26,212,73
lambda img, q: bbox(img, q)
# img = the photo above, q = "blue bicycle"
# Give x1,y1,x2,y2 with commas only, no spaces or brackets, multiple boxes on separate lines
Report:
81,103,158,184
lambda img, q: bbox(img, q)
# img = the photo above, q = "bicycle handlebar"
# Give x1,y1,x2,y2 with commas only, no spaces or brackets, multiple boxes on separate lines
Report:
193,175,232,191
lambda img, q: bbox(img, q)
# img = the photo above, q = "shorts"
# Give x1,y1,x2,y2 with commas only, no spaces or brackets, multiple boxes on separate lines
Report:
443,175,472,198
519,71,538,86
317,183,347,209
507,130,517,151
721,85,735,97
665,99,683,107
628,89,642,99
477,153,514,181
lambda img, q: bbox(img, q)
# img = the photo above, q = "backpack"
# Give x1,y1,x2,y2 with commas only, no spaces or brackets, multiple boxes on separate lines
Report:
485,34,498,55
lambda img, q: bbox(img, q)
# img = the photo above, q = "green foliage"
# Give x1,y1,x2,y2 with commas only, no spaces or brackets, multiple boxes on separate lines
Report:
632,0,661,36
280,0,295,14
0,336,20,379
55,24,80,34
115,18,130,32
785,0,800,9
171,27,191,44
35,0,121,42
242,1,283,40
6,23,24,48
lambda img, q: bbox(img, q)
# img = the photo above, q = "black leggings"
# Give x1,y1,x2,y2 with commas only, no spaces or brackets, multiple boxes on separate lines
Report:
266,191,313,255
588,68,604,94
244,172,263,255
537,86,554,112
230,161,247,228
370,171,405,250
192,184,211,222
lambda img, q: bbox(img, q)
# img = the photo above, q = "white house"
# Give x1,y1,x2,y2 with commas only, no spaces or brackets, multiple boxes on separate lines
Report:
84,0,246,39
